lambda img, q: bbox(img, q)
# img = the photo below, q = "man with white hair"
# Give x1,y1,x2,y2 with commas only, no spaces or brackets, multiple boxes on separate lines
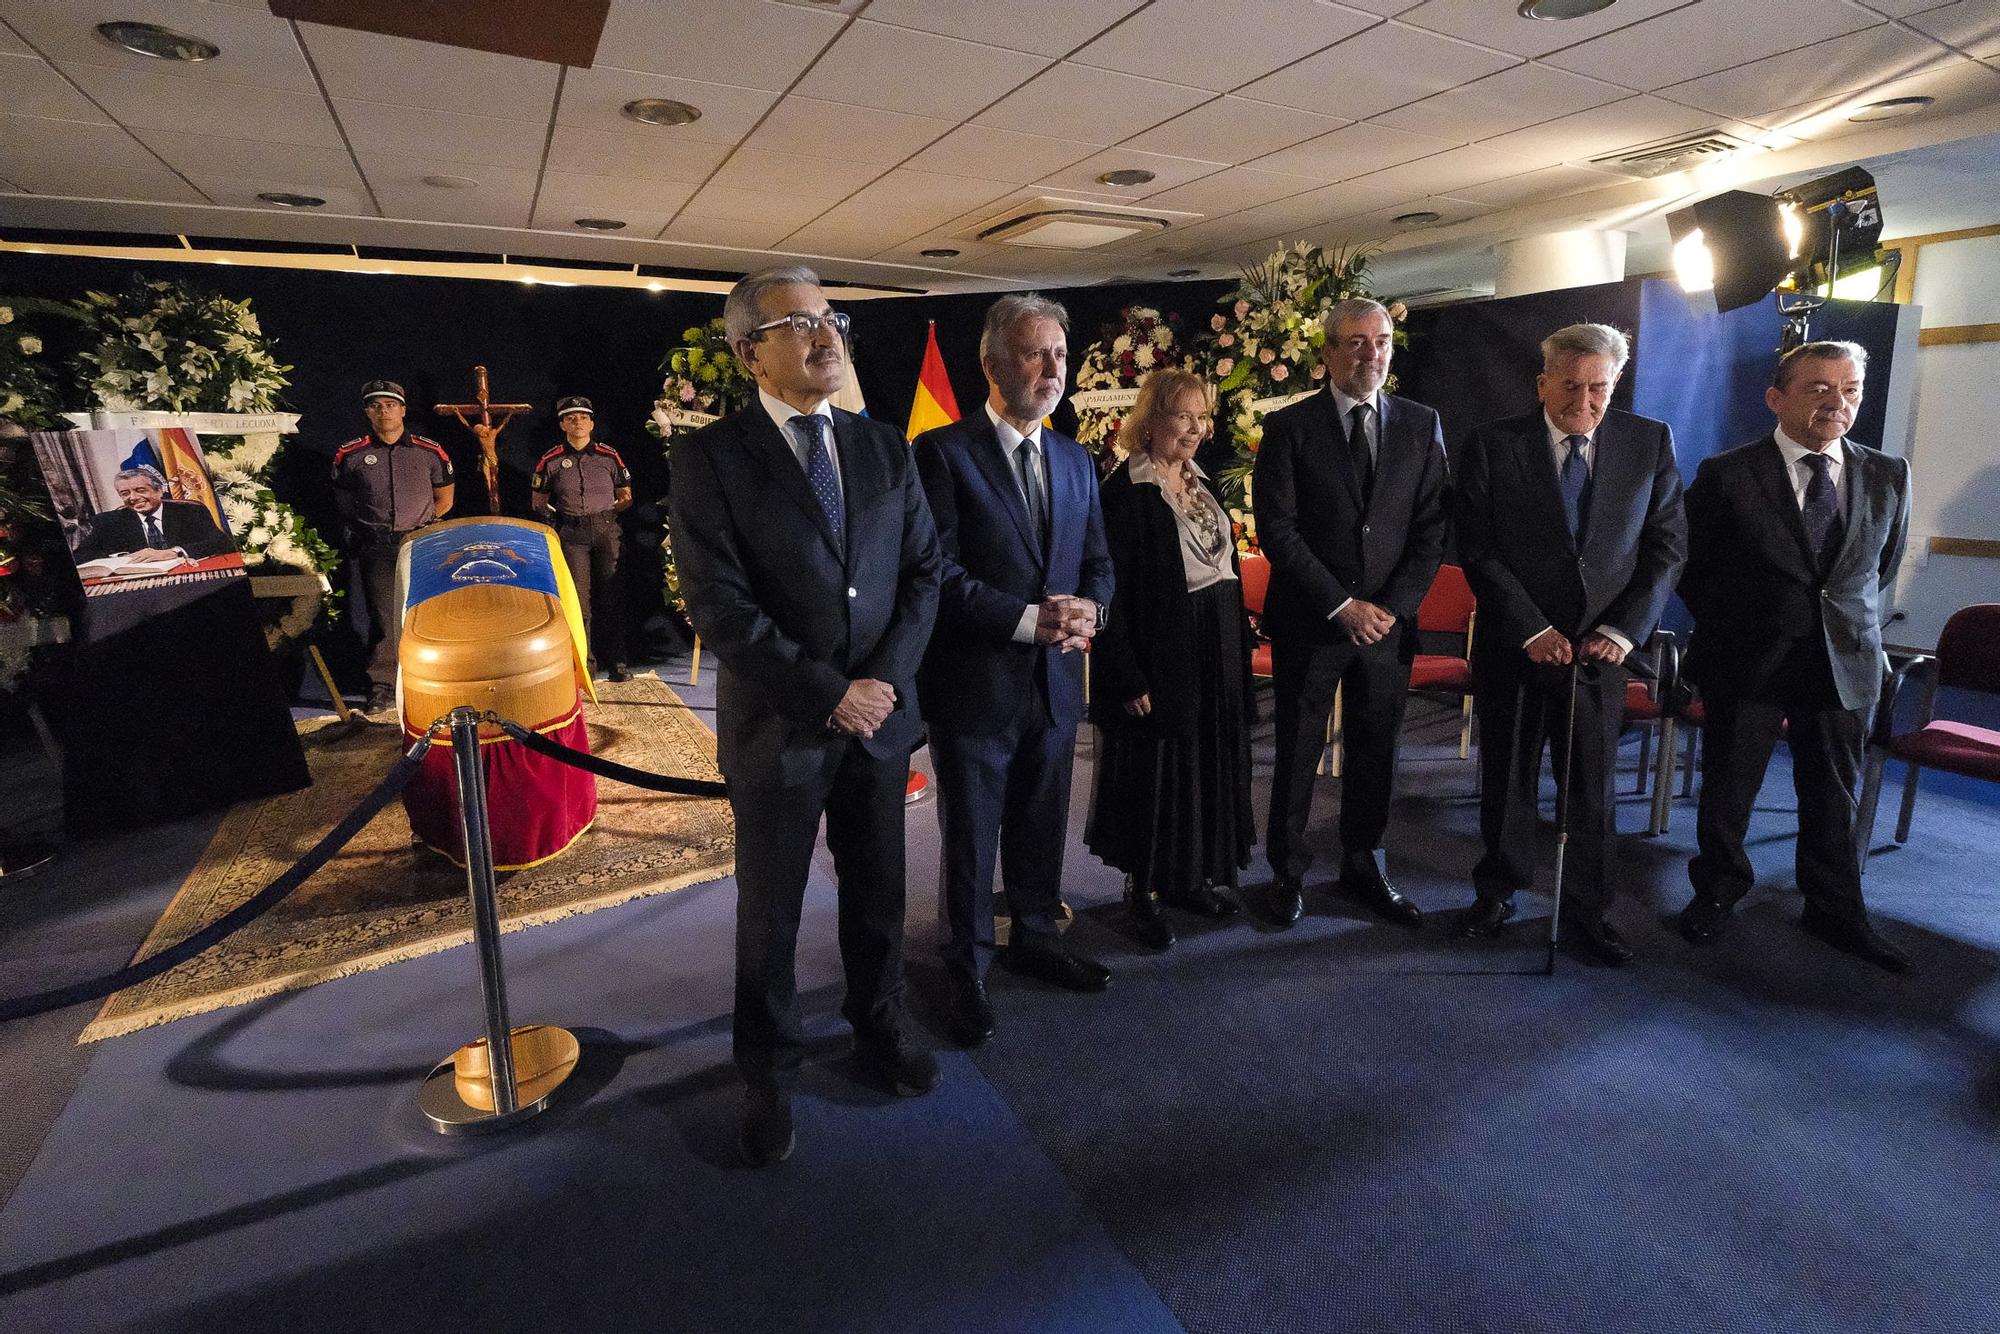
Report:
72,464,231,564
1452,323,1686,964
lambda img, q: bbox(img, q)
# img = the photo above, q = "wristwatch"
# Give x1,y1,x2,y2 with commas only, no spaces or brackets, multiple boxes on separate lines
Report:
1094,600,1109,631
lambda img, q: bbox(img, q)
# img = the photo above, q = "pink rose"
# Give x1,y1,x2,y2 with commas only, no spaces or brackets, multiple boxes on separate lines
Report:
1258,348,1275,363
1233,300,1250,319
1216,357,1235,376
1271,363,1289,382
1219,333,1234,347
1310,363,1325,379
1210,314,1226,331
678,383,696,403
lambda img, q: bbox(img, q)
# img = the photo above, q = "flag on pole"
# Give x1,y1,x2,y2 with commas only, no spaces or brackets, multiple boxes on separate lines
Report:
905,320,961,440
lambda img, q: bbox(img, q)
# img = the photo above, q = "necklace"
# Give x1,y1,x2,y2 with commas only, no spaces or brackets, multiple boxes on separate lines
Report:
1159,457,1224,555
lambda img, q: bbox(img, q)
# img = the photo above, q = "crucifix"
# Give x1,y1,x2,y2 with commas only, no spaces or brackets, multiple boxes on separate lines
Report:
435,366,532,515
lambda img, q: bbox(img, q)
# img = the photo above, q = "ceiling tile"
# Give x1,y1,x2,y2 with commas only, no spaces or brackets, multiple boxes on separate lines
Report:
295,22,559,122
366,154,535,227
1035,147,1229,199
1899,0,2000,60
1124,96,1349,163
1311,193,1496,243
1757,48,2000,140
857,0,1147,58
1661,24,1949,125
185,172,375,216
706,146,887,202
679,183,833,230
0,113,203,201
1372,61,1629,141
793,20,1049,120
1478,93,1717,164
1138,166,1324,214
838,169,1017,222
1344,143,1540,196
554,66,779,146
1229,180,1413,234
975,63,1210,144
544,124,731,184
1395,0,1689,60
1239,21,1520,118
134,128,363,195
1541,0,1882,91
906,123,1100,184
870,233,1008,267
1334,0,1430,11
0,51,109,122
1439,161,1627,208
782,219,917,258
64,64,344,147
533,170,698,218
336,99,544,169
658,213,798,250
0,22,29,56
591,0,846,89
1249,120,1458,180
747,96,954,165
1,0,319,92
1071,0,1380,93
1859,0,1956,14
527,202,680,237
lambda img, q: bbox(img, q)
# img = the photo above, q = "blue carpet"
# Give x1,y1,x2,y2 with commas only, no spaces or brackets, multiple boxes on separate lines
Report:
2,671,1997,1333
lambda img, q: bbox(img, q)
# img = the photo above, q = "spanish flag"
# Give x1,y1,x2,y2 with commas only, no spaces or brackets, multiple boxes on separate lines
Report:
905,320,961,440
155,427,226,530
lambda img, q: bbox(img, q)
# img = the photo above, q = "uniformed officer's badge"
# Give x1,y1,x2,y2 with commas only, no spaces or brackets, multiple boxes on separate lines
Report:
560,457,574,469
364,453,379,465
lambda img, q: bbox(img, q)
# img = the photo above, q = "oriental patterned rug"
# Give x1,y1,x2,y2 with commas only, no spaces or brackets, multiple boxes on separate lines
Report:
81,675,733,1042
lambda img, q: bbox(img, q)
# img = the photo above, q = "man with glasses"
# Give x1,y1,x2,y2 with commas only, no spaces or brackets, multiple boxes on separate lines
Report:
1676,341,1911,972
1254,298,1449,930
668,266,942,1166
915,293,1115,1046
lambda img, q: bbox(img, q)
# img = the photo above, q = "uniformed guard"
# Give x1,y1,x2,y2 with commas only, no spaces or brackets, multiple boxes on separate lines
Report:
532,396,632,682
331,379,455,713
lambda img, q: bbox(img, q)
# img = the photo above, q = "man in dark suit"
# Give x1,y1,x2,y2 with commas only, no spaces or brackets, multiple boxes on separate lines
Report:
1254,297,1449,929
1677,341,1912,971
915,293,1115,1046
1453,323,1686,964
72,465,232,564
669,265,943,1166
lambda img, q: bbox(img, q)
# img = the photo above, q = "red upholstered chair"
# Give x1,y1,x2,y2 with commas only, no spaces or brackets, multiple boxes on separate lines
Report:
1409,563,1477,761
1239,551,1273,682
1619,632,1679,836
1857,603,2000,862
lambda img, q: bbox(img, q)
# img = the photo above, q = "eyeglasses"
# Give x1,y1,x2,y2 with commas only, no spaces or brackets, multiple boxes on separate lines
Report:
749,309,851,340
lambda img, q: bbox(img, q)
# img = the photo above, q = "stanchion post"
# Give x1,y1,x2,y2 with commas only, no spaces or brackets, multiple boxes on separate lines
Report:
450,705,518,1114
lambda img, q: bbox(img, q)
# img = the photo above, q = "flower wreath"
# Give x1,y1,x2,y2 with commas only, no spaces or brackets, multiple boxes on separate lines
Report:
1069,306,1190,467
648,317,754,612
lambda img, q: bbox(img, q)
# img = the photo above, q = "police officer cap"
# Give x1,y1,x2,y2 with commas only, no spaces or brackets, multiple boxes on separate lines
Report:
360,379,406,405
556,396,594,418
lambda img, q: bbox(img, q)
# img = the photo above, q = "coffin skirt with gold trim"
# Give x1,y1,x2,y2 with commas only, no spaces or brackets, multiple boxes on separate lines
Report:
402,704,595,870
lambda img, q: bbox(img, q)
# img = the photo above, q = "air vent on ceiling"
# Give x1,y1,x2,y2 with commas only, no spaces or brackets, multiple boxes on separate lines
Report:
1589,129,1759,178
967,197,1176,250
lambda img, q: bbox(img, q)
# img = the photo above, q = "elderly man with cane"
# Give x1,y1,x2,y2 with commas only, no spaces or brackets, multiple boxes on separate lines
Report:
1451,324,1686,965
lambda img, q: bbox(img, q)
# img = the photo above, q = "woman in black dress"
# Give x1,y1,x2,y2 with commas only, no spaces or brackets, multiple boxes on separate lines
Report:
1086,368,1255,950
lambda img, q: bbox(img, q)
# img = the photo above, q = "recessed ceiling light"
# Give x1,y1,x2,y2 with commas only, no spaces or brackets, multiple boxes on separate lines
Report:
919,247,960,258
622,98,702,127
574,217,626,231
96,21,219,62
423,174,478,190
1393,210,1443,227
1517,0,1617,19
1849,96,1934,122
1097,169,1157,187
257,191,325,209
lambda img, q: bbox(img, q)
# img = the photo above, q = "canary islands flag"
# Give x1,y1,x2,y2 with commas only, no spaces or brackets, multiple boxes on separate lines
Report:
905,320,961,440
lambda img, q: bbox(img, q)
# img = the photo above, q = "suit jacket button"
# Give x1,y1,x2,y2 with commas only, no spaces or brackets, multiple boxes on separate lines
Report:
1362,524,1371,535
847,586,857,598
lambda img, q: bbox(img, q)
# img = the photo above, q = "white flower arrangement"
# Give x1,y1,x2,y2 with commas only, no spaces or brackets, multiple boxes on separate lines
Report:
1069,306,1191,461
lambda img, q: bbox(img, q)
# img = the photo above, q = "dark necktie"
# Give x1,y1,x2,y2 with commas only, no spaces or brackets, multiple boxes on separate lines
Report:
1016,438,1048,546
1801,451,1843,569
1559,434,1590,541
143,512,164,547
1349,402,1375,497
794,414,843,546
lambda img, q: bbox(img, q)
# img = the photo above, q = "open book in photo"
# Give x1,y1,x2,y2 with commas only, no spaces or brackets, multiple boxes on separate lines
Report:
76,553,194,579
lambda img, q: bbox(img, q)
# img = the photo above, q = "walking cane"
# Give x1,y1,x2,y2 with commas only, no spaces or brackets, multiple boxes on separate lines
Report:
1546,653,1585,976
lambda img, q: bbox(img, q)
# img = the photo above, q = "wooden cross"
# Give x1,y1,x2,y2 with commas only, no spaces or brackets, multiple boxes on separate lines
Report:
435,365,532,515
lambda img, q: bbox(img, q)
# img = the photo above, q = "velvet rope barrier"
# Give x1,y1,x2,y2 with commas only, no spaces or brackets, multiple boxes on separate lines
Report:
487,715,729,798
0,727,442,1023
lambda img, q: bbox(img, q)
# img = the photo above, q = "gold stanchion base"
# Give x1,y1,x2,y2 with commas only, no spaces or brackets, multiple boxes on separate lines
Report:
418,1023,580,1135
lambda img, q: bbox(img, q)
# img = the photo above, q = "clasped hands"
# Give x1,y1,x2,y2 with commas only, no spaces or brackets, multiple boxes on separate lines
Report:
1334,598,1397,647
1525,627,1627,667
1033,595,1099,653
829,678,896,738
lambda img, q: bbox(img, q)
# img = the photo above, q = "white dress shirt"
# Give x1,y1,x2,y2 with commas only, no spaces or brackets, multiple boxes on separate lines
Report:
1773,426,1850,519
759,388,841,507
1526,413,1632,656
986,402,1058,644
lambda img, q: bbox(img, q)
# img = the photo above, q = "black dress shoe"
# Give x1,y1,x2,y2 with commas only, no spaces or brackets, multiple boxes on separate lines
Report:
1162,884,1239,919
1564,915,1633,965
363,685,396,716
1001,942,1111,993
1801,908,1911,973
942,968,996,1047
607,663,632,683
1347,875,1422,928
1678,896,1731,945
1456,897,1515,939
1124,879,1176,951
739,1087,795,1167
854,1022,942,1096
1269,875,1304,928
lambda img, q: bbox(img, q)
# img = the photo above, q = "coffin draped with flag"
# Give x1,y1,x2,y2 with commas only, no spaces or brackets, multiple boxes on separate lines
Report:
398,516,598,869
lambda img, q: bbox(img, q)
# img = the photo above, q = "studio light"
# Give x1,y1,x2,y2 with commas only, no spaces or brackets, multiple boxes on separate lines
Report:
1672,229,1715,294
1663,190,1791,312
